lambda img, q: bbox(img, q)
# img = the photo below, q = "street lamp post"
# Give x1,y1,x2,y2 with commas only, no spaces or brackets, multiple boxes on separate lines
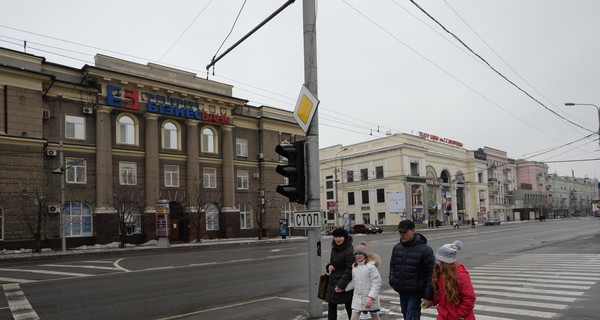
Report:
52,139,66,252
334,147,348,227
565,102,600,147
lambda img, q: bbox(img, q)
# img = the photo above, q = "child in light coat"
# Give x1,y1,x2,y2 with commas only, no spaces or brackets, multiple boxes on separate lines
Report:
346,242,382,320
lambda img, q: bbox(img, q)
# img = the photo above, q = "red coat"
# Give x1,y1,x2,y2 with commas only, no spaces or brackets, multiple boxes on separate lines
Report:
432,262,476,320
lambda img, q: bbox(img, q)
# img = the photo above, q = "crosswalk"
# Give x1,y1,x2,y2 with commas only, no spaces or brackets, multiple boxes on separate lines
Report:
375,253,600,320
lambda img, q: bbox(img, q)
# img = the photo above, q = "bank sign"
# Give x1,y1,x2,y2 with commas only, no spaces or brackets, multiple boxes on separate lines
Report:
106,84,230,125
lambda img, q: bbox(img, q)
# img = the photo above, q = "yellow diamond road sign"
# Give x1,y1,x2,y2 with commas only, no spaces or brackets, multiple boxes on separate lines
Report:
293,85,319,133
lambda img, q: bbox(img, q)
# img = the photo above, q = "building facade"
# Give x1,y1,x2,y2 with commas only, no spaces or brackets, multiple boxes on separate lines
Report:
320,132,488,232
0,47,305,250
484,147,517,222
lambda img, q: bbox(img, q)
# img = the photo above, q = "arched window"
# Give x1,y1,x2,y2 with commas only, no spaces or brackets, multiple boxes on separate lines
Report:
205,203,219,231
237,203,251,229
64,201,92,236
201,127,217,153
162,121,180,150
116,114,138,145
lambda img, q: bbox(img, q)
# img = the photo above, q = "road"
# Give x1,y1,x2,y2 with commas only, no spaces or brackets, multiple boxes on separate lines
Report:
1,218,599,320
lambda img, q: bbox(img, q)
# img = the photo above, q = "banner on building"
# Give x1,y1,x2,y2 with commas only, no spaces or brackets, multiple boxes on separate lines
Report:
388,192,406,213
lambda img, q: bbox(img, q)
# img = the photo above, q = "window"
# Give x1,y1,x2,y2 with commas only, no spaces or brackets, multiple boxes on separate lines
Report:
410,161,419,176
123,202,141,235
66,158,86,184
347,170,354,182
362,213,370,224
205,203,219,231
203,167,217,188
348,192,355,205
375,166,384,179
117,114,137,145
361,168,368,181
326,180,333,189
202,127,216,153
64,201,92,236
238,203,251,229
478,172,484,183
66,115,85,140
326,191,334,200
362,190,369,204
164,165,179,187
377,212,386,225
119,162,137,185
163,122,179,150
377,188,385,203
237,170,249,189
236,138,248,157
0,207,3,240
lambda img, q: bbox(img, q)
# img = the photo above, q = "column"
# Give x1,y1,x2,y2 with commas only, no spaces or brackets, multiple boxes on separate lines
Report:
95,106,112,210
186,119,200,200
145,113,160,210
220,124,240,238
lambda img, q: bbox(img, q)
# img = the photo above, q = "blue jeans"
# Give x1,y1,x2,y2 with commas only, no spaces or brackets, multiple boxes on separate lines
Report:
399,293,422,320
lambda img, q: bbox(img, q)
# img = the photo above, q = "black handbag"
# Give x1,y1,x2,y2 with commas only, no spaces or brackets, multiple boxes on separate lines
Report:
318,274,329,300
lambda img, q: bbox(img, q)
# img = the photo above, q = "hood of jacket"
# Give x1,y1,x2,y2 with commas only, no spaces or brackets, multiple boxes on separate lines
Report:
403,233,428,247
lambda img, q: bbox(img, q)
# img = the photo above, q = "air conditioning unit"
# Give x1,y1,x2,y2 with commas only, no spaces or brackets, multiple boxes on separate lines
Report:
42,109,51,119
48,204,61,214
83,106,94,115
46,149,57,157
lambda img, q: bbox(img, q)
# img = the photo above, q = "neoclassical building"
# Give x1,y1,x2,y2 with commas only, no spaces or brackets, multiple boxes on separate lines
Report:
0,47,305,250
319,132,489,231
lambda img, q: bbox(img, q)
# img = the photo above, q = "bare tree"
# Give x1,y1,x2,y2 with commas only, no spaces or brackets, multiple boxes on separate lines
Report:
108,184,146,248
15,177,55,253
187,186,222,243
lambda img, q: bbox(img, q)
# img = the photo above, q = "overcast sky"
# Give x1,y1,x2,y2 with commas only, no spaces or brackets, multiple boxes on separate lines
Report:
1,0,599,179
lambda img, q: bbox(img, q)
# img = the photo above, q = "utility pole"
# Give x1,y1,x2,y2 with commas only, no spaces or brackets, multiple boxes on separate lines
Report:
302,0,321,317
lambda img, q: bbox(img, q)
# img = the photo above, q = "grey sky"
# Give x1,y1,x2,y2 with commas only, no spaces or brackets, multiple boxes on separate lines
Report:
1,0,599,179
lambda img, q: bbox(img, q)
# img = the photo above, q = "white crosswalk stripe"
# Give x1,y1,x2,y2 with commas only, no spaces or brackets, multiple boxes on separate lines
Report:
374,253,600,319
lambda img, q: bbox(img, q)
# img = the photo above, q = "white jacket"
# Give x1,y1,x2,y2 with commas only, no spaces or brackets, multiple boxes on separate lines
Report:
347,256,382,312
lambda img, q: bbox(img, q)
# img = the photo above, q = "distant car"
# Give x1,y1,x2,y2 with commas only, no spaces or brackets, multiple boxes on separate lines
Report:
352,224,380,234
484,218,501,226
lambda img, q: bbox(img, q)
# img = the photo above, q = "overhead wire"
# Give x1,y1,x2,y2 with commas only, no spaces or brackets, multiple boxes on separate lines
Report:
409,0,594,134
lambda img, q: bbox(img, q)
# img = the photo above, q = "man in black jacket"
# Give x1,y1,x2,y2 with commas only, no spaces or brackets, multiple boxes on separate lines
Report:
389,220,435,320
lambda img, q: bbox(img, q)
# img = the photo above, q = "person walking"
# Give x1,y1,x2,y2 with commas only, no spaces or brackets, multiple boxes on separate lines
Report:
470,217,475,228
453,220,460,229
429,240,476,320
346,242,382,320
389,220,436,320
325,228,354,320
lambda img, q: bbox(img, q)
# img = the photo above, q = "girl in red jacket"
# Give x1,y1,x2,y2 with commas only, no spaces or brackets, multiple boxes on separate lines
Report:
432,240,476,320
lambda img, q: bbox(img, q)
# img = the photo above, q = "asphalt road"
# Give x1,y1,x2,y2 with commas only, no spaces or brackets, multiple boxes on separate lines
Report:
1,218,600,320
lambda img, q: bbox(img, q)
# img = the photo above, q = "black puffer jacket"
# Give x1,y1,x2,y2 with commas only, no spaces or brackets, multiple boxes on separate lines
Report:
325,237,354,304
389,233,435,300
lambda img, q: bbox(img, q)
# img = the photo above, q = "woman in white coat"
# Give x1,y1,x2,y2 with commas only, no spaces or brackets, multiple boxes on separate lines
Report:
347,242,382,320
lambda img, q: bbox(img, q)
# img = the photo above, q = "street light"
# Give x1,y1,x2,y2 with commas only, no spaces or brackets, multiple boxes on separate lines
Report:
334,147,348,227
565,102,600,147
52,139,66,252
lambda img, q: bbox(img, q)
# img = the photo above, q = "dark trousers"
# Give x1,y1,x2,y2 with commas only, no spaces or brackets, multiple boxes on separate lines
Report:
328,302,351,320
399,293,422,320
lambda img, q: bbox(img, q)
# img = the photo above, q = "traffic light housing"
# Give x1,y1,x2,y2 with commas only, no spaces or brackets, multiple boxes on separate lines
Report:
275,140,306,204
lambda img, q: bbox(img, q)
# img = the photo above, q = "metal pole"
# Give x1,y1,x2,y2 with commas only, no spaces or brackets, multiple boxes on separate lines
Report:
302,0,321,317
59,139,66,252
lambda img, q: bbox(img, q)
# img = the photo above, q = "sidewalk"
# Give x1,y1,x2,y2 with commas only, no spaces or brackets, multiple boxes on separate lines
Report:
0,236,307,261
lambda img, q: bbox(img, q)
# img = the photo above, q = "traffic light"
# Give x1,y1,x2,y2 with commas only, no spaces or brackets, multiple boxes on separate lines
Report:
275,140,306,204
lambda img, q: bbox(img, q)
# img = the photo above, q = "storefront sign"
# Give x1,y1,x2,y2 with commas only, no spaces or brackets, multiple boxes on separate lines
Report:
418,131,463,147
106,84,230,124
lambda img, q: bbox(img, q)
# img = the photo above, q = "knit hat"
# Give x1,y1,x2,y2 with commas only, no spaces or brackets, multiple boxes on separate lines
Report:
354,242,369,256
331,227,349,239
435,240,463,263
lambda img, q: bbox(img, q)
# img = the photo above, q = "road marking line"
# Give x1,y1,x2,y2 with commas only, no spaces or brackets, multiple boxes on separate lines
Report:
2,283,40,320
475,304,558,318
153,296,278,319
475,284,584,296
476,296,568,310
472,279,590,290
40,264,120,271
0,277,36,284
476,290,577,302
0,268,91,277
469,274,596,284
114,258,130,272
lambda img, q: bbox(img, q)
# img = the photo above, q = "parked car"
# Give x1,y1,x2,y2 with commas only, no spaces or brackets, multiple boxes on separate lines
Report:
352,224,380,234
484,218,501,226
